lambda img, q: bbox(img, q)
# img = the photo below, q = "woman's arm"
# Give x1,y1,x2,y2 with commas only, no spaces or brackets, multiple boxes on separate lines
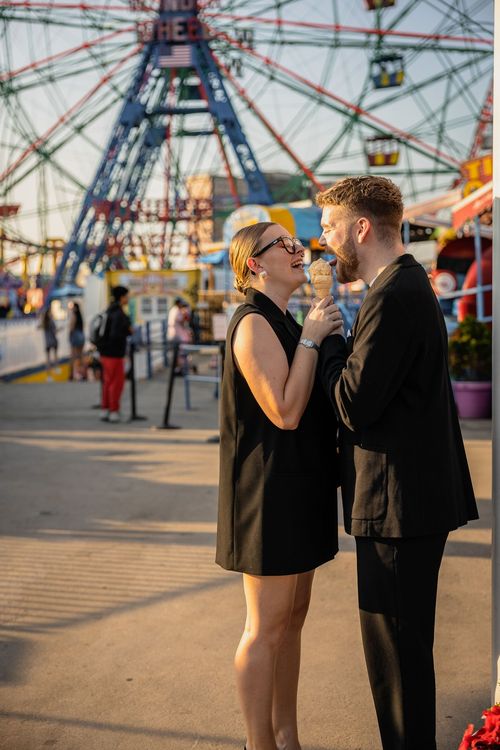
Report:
233,299,342,430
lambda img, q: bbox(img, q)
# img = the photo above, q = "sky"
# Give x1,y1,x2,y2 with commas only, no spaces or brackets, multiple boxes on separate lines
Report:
0,0,494,251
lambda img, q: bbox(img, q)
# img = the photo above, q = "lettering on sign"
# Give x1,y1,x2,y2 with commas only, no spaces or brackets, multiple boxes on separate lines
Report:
130,0,197,11
137,17,200,43
461,153,492,197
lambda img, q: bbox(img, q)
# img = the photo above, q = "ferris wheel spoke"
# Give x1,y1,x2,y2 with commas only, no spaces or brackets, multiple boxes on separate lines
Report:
430,73,454,193
212,48,324,190
405,57,491,157
423,0,492,37
5,84,130,196
0,43,141,184
0,26,134,83
205,12,492,48
2,45,133,95
214,27,461,169
367,54,489,116
0,10,125,30
218,0,301,17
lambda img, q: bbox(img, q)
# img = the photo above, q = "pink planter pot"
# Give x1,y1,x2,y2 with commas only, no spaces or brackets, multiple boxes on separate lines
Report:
452,380,492,419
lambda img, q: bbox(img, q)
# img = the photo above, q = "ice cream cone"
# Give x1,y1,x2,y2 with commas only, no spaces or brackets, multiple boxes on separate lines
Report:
313,280,332,299
309,258,333,299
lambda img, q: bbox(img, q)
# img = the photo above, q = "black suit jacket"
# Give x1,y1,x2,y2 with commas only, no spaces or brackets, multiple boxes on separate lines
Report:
319,253,478,538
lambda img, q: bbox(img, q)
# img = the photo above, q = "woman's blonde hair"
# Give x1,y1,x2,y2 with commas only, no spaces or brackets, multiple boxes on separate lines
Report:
229,222,277,294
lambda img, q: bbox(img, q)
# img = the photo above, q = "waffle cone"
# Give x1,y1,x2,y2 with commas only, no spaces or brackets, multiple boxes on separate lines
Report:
313,280,332,299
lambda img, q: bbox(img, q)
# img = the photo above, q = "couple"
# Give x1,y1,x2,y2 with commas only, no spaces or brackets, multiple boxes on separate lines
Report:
216,176,478,750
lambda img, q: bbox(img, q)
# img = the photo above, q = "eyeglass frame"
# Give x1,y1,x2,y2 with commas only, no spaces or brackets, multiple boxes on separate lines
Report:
252,235,304,258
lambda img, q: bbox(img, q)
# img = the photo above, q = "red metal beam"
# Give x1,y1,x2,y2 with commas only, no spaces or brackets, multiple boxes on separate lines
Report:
211,50,325,192
0,27,134,83
469,77,493,159
0,1,153,10
203,12,493,47
205,25,462,169
0,45,142,185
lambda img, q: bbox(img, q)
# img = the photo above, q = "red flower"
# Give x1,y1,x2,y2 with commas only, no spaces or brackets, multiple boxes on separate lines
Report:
458,705,500,749
459,723,475,749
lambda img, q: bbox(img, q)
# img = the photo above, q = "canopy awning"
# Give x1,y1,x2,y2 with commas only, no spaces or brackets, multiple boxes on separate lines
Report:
197,250,229,266
223,203,322,246
452,181,493,229
403,189,462,221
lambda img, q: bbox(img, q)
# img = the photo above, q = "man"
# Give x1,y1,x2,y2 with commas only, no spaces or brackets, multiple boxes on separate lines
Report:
98,285,132,423
316,176,478,750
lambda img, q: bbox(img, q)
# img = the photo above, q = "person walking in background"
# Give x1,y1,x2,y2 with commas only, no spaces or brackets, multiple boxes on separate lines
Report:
68,301,86,381
98,285,132,423
41,306,59,380
316,176,478,750
168,296,193,374
216,222,343,750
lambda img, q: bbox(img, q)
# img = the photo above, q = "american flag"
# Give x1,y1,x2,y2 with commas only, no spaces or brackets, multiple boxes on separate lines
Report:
156,44,193,69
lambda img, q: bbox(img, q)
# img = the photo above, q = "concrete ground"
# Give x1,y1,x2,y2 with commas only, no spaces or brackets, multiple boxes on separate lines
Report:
0,368,493,750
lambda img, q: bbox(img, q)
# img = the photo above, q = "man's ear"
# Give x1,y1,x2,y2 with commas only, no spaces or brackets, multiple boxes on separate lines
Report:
356,217,371,244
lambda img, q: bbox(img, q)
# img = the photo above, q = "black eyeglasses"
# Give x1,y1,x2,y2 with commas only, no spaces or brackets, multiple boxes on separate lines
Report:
252,235,304,258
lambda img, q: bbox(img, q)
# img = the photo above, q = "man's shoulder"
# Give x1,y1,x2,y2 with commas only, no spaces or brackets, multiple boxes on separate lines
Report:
371,256,430,306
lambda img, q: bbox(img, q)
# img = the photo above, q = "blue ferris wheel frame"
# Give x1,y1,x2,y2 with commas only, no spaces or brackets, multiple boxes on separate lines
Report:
49,0,273,296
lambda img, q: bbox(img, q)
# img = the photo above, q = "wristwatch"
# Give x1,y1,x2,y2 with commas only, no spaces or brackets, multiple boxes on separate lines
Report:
298,338,320,353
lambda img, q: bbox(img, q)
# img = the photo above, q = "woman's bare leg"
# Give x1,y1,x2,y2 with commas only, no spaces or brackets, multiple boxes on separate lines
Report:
235,574,298,750
272,570,315,750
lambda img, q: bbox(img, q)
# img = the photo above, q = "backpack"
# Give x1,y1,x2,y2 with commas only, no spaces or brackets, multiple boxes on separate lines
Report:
89,310,109,349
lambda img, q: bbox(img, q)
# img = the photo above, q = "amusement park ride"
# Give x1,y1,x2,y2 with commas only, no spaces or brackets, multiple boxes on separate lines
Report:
0,0,494,304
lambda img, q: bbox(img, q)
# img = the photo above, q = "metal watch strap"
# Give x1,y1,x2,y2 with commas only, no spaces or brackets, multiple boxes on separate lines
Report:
298,338,320,353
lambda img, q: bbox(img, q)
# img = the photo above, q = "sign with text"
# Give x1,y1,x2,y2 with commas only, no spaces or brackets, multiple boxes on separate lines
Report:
461,154,493,197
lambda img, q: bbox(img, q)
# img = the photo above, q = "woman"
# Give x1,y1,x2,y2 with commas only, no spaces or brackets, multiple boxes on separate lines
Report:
216,222,343,750
167,297,193,374
69,301,86,380
41,307,59,379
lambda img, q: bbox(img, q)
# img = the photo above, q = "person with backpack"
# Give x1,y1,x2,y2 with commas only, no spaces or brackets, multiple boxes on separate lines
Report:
96,285,132,423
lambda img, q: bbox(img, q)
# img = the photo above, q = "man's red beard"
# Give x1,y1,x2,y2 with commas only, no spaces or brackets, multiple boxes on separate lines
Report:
334,234,360,284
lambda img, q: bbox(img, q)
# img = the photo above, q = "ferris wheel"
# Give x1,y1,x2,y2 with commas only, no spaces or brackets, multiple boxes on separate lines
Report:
0,0,493,287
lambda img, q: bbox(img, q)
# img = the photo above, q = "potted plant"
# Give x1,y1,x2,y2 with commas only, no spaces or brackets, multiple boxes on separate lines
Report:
448,316,492,419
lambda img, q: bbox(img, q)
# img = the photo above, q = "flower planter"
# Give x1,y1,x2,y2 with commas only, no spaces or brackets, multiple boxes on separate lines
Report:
452,380,492,419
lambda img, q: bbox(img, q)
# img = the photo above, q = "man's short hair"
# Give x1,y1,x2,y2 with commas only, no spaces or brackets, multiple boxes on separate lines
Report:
111,285,129,302
315,176,404,241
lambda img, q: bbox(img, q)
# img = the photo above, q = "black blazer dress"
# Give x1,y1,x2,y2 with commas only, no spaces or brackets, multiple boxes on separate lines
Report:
216,289,339,576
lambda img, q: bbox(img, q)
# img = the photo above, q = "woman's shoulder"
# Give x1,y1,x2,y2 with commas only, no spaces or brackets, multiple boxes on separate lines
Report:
229,302,272,335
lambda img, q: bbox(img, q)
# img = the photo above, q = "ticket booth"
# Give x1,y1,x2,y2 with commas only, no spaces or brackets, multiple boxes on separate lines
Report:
106,268,200,325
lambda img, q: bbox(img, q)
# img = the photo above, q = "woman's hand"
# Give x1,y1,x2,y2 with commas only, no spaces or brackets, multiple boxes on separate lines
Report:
302,297,344,345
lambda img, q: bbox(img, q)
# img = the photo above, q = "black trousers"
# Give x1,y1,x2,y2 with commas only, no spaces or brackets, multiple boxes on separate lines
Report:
355,533,448,750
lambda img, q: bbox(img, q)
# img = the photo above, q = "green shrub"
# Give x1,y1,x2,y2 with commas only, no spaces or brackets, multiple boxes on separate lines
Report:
448,316,492,381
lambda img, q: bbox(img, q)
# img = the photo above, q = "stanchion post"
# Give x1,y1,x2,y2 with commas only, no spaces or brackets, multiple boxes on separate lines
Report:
183,345,192,410
161,320,168,368
146,322,152,379
206,342,224,444
157,342,181,429
91,351,104,409
128,342,147,422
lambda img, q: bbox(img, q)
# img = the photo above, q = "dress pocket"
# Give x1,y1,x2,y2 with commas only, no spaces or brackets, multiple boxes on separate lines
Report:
342,444,388,521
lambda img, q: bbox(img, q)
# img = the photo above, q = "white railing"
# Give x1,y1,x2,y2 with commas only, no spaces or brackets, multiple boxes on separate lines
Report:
0,317,71,377
0,317,166,380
